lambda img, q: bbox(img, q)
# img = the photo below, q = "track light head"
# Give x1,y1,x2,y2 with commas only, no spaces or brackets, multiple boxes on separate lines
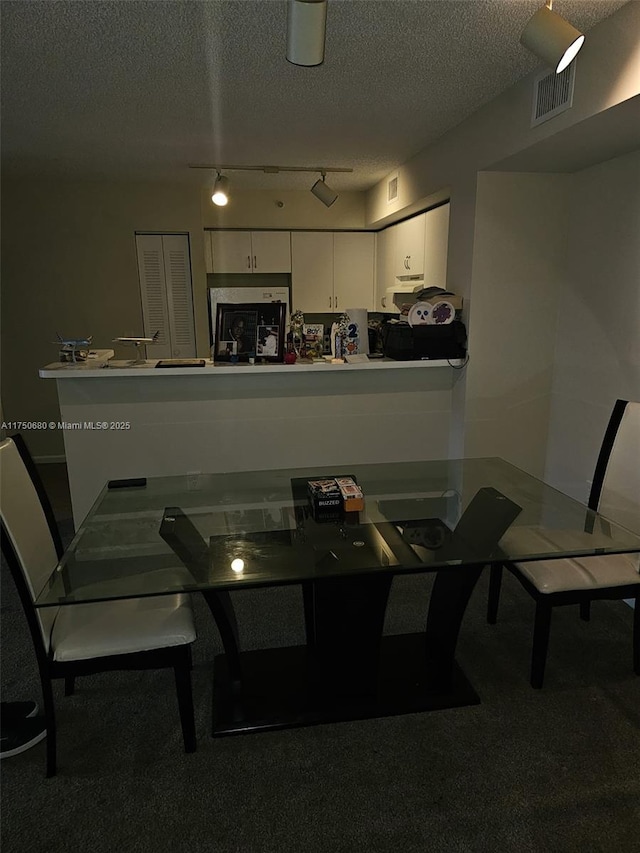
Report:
211,173,229,206
311,173,338,207
521,3,585,74
286,0,327,67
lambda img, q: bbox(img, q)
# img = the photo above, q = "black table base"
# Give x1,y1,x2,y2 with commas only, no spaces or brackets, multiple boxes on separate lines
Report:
211,632,479,736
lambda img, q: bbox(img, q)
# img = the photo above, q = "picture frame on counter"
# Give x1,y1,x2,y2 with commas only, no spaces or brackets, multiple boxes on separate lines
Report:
215,302,286,363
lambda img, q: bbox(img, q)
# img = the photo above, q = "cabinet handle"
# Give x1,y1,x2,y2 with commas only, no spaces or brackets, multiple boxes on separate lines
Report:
335,295,338,310
329,296,332,309
407,255,411,269
253,255,257,269
247,255,251,269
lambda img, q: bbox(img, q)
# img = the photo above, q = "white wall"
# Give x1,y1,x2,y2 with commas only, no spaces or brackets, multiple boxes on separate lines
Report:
544,148,640,500
464,172,569,477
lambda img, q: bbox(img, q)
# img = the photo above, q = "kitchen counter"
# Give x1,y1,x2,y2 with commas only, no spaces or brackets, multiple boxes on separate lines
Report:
41,354,465,527
40,356,465,378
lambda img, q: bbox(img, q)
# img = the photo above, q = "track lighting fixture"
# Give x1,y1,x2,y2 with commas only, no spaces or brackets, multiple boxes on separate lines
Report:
521,1,585,74
190,164,351,208
211,173,229,206
286,0,327,67
310,172,338,207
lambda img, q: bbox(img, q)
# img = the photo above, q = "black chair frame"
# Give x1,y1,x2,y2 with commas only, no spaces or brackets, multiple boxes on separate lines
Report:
486,400,640,688
1,434,196,777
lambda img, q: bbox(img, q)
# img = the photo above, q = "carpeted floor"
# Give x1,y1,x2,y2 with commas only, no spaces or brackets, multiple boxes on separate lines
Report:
1,466,639,853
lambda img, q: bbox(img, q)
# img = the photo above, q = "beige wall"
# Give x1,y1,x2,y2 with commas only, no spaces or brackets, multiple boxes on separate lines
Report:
0,179,207,457
464,172,569,477
544,148,640,501
202,188,368,230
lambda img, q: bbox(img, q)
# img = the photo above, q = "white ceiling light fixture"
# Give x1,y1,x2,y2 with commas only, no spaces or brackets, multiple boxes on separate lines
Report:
286,0,328,67
310,172,338,207
211,172,230,206
521,1,585,74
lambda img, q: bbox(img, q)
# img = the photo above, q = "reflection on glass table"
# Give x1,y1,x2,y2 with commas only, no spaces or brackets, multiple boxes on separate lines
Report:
35,458,640,736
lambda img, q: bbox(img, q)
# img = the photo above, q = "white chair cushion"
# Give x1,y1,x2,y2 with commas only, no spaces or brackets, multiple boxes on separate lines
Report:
514,552,640,594
500,525,634,557
51,593,196,662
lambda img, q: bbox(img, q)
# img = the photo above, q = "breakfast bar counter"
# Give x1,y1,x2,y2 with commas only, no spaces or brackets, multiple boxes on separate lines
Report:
40,357,466,527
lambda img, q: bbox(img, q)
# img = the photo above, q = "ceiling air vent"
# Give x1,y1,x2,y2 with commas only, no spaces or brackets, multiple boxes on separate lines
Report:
387,175,398,203
531,63,575,127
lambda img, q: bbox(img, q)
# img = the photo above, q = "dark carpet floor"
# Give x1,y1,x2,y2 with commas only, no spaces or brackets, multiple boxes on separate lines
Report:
2,503,640,852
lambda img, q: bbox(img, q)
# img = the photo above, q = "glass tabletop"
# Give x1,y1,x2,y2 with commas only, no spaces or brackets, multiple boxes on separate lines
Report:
35,457,640,607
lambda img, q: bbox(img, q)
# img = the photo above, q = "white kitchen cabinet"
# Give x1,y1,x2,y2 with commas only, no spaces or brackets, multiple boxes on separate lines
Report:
423,203,450,288
291,232,334,312
333,232,375,311
375,226,399,312
291,231,375,313
206,231,291,274
249,231,291,273
395,213,425,277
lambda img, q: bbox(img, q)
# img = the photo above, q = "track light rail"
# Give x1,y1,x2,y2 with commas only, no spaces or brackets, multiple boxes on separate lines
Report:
188,164,352,174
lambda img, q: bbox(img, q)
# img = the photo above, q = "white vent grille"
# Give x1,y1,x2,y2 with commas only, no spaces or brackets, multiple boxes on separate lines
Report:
531,63,576,127
387,175,398,202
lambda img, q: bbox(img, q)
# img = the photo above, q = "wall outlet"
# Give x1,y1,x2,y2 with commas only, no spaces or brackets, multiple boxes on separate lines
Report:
187,471,201,490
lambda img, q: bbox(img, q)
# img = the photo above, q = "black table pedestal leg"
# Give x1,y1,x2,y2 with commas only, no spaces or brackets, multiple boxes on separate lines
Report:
424,564,484,691
305,575,393,701
201,590,243,733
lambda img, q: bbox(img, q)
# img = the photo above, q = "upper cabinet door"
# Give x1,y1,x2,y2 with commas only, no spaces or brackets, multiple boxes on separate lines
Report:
333,232,375,312
422,203,450,289
291,232,334,313
395,213,425,277
210,231,253,273
375,227,399,312
250,231,291,273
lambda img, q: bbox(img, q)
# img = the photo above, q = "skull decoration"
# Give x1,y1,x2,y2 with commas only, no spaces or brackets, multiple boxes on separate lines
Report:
408,301,432,327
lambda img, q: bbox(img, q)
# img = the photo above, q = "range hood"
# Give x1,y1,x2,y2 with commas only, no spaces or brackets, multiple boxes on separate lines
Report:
386,276,424,296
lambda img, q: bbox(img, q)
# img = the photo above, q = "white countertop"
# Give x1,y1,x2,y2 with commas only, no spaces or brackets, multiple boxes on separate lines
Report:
39,356,465,378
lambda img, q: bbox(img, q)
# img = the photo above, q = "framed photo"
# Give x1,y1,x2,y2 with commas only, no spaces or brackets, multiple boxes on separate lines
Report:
214,302,286,363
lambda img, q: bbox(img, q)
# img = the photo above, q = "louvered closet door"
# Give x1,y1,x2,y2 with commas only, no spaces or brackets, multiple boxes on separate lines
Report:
161,235,196,357
136,234,196,359
136,235,172,358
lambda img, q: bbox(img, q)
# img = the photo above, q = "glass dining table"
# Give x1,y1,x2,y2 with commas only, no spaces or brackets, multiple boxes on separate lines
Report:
35,457,640,735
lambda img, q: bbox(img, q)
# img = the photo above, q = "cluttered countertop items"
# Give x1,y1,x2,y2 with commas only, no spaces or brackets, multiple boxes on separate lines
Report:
41,287,467,376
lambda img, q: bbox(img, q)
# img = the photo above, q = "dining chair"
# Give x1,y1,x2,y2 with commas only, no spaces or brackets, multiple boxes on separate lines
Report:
0,434,197,777
487,399,640,688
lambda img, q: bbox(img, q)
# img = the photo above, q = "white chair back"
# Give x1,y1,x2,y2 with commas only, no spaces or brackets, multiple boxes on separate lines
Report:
0,437,59,651
599,402,640,536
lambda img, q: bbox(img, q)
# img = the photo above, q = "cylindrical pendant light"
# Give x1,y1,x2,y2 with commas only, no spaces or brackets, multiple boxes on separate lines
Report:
211,174,229,206
521,3,585,74
311,174,338,207
286,0,327,67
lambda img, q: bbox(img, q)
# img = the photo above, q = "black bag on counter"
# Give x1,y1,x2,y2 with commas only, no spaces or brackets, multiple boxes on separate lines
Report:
381,320,467,361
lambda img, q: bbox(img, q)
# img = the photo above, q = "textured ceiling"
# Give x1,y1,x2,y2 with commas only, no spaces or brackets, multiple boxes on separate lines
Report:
0,0,629,191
